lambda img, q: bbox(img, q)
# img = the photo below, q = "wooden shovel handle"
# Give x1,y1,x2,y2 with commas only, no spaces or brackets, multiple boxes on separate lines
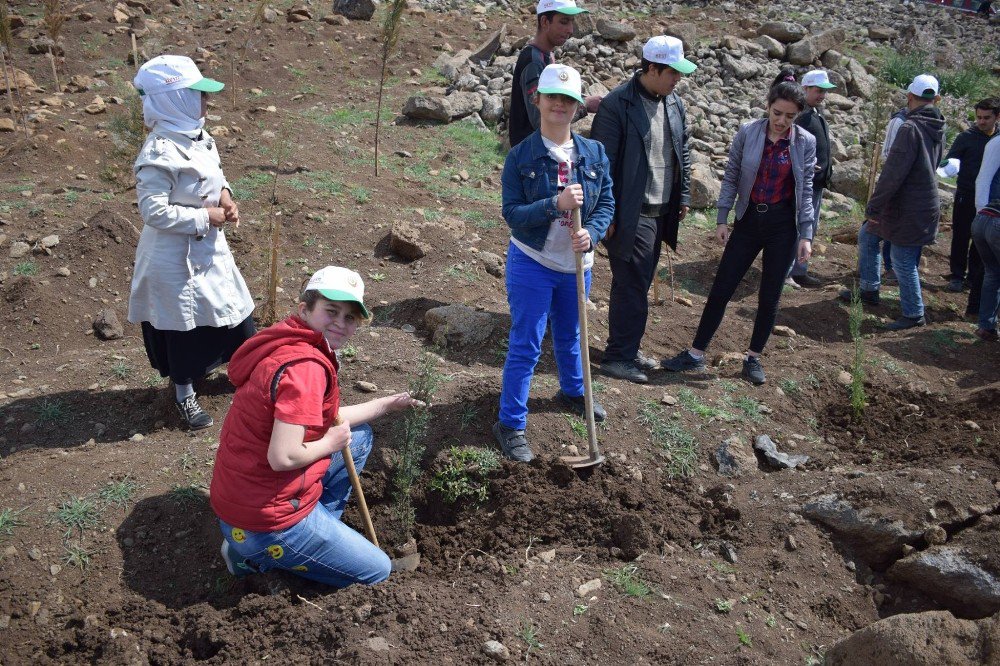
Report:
336,416,380,548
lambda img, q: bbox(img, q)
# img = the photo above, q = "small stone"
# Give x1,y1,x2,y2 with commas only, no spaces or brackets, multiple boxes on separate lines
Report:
537,591,551,602
576,578,602,597
29,601,41,617
49,564,61,575
56,267,71,277
964,420,980,431
9,241,30,258
400,324,416,333
84,96,107,114
4,545,18,557
131,433,144,442
354,603,373,622
674,296,693,307
355,380,378,393
538,549,556,564
772,325,796,337
786,535,798,551
366,636,390,652
660,394,678,406
28,546,42,561
93,308,124,340
482,640,510,662
837,370,852,386
923,525,947,546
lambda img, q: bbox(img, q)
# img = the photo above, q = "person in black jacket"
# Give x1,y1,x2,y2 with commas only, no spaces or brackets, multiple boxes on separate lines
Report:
784,69,836,288
943,97,999,301
591,36,696,384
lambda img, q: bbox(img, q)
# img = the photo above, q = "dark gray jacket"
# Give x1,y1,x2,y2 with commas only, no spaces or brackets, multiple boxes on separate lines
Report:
591,73,691,256
795,106,831,189
865,105,946,246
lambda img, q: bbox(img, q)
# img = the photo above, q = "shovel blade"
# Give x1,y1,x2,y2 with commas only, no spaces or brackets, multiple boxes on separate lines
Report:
559,453,605,469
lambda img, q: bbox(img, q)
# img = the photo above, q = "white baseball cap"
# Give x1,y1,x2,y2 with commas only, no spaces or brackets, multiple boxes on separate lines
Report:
536,0,588,15
907,73,939,99
537,64,584,104
936,158,960,178
801,69,836,89
134,54,224,97
642,36,697,75
304,266,371,319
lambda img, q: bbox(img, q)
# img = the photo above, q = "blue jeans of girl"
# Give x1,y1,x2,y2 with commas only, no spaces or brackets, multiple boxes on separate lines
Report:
499,243,591,431
218,424,390,587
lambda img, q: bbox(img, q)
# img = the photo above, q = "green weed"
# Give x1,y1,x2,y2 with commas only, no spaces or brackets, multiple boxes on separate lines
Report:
109,359,131,379
340,344,358,360
637,400,698,478
429,446,501,505
56,496,101,538
714,598,734,613
351,186,371,204
563,414,587,439
459,403,479,430
169,484,206,505
765,615,777,628
36,398,67,423
848,286,867,421
0,508,26,538
444,264,479,282
573,604,588,616
99,477,139,511
778,379,801,397
677,388,732,420
518,618,544,652
62,542,95,569
734,396,764,421
736,626,752,648
604,564,652,598
13,261,37,276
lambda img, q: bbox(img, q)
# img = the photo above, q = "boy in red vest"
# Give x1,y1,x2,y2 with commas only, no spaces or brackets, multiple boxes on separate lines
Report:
210,266,420,586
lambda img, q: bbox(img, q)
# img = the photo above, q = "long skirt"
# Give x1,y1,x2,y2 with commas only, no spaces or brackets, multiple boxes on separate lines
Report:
141,315,255,385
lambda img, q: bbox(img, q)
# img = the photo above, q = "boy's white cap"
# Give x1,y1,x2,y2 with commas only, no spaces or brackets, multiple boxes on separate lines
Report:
536,0,588,15
801,69,836,89
907,73,939,99
537,64,584,104
936,157,960,179
304,266,370,319
641,36,697,74
134,54,224,97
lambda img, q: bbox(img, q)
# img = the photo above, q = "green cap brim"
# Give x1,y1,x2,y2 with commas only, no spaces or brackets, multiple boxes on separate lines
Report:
536,87,585,105
816,82,837,89
555,7,588,14
668,59,697,75
317,289,371,319
189,77,225,93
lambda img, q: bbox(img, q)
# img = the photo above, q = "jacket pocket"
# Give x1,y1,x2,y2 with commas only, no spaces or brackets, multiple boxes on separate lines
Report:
580,164,603,219
518,166,542,202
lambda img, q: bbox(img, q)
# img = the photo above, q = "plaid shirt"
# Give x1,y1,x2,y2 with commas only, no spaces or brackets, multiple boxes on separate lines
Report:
750,135,794,205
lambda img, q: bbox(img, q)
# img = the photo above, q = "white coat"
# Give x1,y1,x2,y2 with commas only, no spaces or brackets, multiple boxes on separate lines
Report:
127,130,255,331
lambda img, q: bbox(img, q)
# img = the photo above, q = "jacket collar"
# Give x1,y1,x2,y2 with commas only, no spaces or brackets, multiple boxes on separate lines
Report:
152,128,211,160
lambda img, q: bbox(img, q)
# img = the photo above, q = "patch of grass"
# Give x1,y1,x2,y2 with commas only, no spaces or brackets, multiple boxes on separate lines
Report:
518,618,544,652
765,615,777,628
925,328,974,354
62,542,95,569
712,560,737,575
339,344,358,360
371,303,397,326
56,496,101,538
736,626,752,648
444,264,480,282
99,477,139,511
367,271,386,282
636,400,698,478
604,564,652,598
714,597,734,613
429,446,501,505
0,508,26,538
734,396,764,422
144,373,165,387
36,398,67,423
351,186,371,204
169,484,206,505
677,388,732,420
13,261,37,276
778,378,801,397
459,403,479,430
109,358,131,379
303,106,375,130
231,171,272,201
573,604,588,616
563,414,587,439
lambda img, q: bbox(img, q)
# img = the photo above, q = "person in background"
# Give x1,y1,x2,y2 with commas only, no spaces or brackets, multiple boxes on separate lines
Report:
128,55,255,430
970,128,1000,341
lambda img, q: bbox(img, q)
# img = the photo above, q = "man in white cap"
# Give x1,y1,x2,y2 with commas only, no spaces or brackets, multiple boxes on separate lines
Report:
591,35,696,383
508,0,601,148
786,69,837,288
842,73,945,331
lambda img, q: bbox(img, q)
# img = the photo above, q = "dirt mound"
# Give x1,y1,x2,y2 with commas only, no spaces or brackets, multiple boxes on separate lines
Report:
75,209,141,258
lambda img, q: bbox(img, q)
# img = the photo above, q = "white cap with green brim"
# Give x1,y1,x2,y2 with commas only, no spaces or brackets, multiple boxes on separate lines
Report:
907,73,939,99
642,36,697,75
304,266,371,319
536,64,585,104
801,70,837,89
536,0,588,15
134,54,225,97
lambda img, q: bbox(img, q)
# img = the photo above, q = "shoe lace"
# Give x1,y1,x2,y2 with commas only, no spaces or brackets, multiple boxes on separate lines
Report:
180,395,205,417
746,356,762,370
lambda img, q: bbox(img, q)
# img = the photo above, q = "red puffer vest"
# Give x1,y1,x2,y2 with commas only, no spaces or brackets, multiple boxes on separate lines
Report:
210,316,339,532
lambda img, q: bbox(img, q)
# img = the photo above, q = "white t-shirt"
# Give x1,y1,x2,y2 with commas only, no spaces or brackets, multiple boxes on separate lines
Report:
511,137,594,273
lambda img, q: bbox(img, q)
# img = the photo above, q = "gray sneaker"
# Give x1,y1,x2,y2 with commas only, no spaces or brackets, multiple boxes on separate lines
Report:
742,355,766,385
634,353,659,372
176,394,213,430
600,360,648,384
493,421,534,462
660,349,707,372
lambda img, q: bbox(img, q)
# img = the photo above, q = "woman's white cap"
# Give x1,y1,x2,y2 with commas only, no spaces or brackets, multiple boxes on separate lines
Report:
536,64,584,104
134,55,224,96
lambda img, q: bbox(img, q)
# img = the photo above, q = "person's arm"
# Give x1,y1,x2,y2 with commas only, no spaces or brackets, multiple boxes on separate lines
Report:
944,131,966,162
678,100,692,211
500,149,560,230
975,138,1000,211
716,123,748,226
797,136,817,239
338,393,424,426
881,117,902,160
867,124,918,220
520,61,543,133
267,418,352,472
136,164,223,235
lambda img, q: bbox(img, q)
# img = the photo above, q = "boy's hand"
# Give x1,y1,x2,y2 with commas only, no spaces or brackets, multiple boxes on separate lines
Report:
383,392,426,414
328,419,353,453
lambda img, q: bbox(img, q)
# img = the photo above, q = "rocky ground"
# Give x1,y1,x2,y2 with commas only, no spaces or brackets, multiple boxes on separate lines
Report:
1,0,998,664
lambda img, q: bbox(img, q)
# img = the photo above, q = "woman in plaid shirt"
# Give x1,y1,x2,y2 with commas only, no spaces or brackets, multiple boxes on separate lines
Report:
661,82,817,385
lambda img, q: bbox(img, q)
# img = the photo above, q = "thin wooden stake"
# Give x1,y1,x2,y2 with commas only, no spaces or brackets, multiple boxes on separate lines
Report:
131,32,139,72
667,249,676,303
652,265,661,304
47,48,58,91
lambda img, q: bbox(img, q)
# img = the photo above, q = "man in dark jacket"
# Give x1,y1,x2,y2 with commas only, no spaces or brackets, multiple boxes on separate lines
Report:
507,0,600,149
787,69,836,288
591,35,696,383
943,97,998,300
848,74,945,331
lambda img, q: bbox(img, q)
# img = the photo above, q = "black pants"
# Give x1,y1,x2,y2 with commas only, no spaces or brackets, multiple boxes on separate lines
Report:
604,215,663,363
693,203,798,354
967,242,984,314
950,191,978,280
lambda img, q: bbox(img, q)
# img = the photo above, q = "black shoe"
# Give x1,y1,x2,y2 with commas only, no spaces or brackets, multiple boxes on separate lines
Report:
634,353,659,373
883,273,898,285
660,349,706,372
741,356,766,385
792,273,822,287
556,389,607,422
176,395,213,430
600,360,648,384
839,288,880,306
885,315,926,331
492,421,534,462
945,278,966,292
974,328,999,342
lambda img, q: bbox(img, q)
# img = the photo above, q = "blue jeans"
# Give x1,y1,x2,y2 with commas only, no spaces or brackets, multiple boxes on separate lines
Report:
972,212,1000,332
218,424,391,587
499,242,590,431
858,222,924,318
789,186,823,277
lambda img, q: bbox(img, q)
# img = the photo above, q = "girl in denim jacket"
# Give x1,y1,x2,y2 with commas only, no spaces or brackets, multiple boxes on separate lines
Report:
494,64,615,462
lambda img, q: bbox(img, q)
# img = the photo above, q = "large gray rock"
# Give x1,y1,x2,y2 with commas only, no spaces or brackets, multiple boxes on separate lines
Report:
689,163,721,209
889,546,1000,619
825,611,1000,666
444,92,484,120
437,49,473,81
389,216,465,260
332,0,378,21
845,58,877,99
757,21,807,43
868,25,899,41
93,309,124,341
469,26,506,65
712,436,757,477
829,158,869,200
753,434,809,469
663,22,697,50
480,95,504,123
596,18,636,42
787,28,847,66
754,34,785,60
720,53,762,81
425,305,495,349
803,494,923,568
402,93,482,122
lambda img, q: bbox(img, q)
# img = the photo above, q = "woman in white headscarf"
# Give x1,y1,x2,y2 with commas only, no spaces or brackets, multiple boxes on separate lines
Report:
128,55,255,430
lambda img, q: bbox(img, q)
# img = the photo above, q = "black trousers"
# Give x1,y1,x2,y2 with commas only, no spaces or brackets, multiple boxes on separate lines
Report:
693,203,798,354
950,191,978,280
604,215,664,363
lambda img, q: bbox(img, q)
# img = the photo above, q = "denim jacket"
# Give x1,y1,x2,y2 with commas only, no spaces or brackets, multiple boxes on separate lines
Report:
501,130,615,251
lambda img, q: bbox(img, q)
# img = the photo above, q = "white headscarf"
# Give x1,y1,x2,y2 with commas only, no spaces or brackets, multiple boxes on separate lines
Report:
142,87,204,135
